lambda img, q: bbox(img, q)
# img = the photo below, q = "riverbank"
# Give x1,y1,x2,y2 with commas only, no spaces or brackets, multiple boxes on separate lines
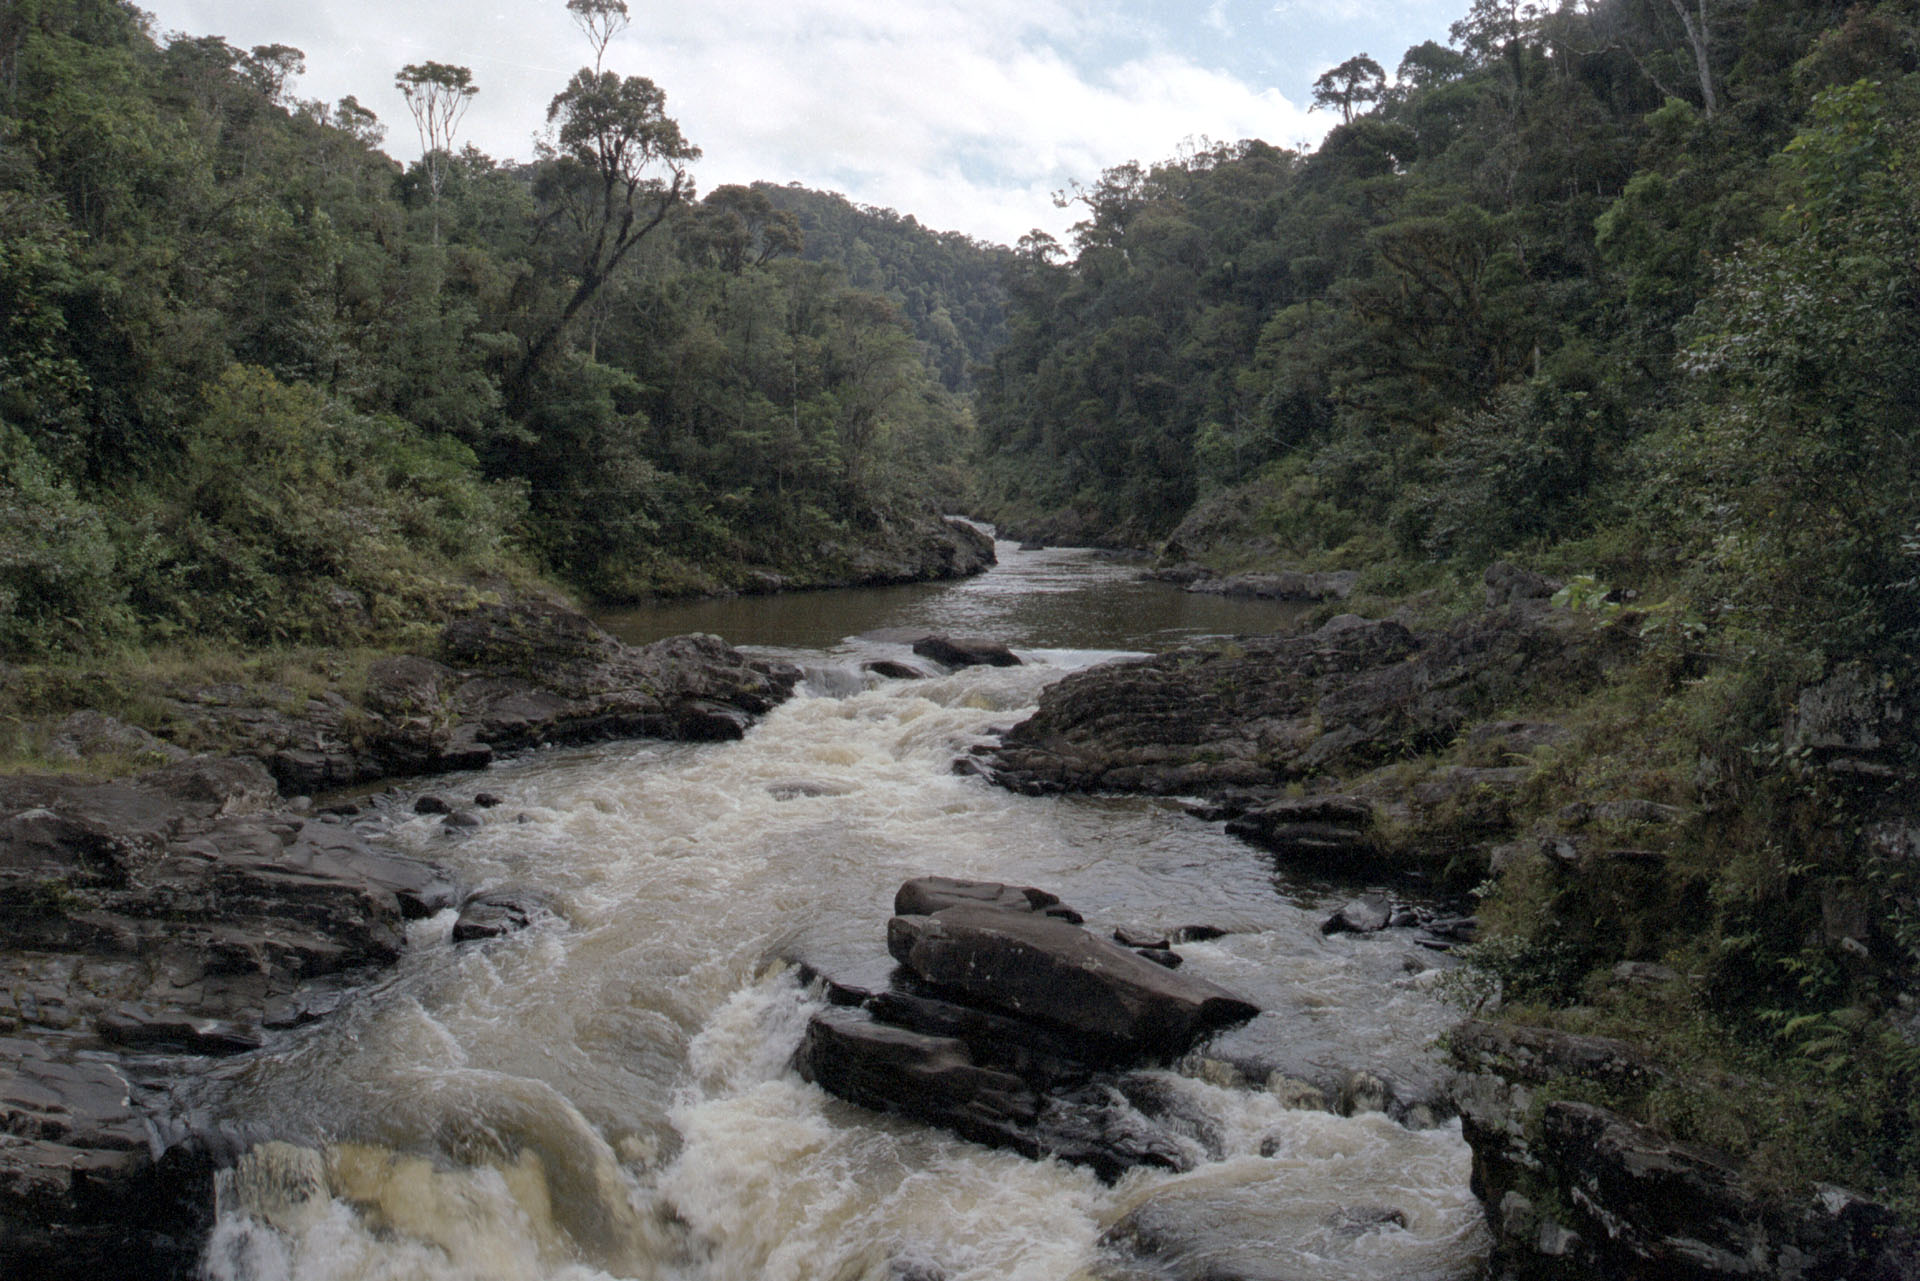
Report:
968,562,1920,1279
0,595,810,1276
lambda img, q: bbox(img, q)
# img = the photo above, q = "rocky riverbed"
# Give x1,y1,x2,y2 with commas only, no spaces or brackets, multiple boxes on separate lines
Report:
0,600,802,1277
962,565,1920,1280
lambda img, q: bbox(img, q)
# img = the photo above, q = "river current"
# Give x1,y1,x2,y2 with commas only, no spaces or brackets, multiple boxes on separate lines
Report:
198,544,1490,1281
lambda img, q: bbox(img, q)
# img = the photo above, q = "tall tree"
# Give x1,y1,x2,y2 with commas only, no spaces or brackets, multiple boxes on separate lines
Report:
394,60,476,236
1312,53,1388,123
566,0,629,72
514,69,699,394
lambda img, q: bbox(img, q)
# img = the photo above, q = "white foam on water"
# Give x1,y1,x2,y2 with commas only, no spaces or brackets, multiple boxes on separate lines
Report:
200,656,1488,1280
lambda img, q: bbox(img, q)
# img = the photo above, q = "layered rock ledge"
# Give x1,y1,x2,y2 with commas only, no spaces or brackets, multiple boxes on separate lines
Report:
2,601,800,1277
1450,1019,1918,1280
164,600,801,795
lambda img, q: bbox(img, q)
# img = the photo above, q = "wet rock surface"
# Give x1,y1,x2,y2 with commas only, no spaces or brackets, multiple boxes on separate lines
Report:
0,762,452,1277
0,601,804,1276
974,603,1634,888
977,606,1626,805
1450,1018,1918,1280
795,878,1261,1181
1182,568,1360,602
910,634,1023,669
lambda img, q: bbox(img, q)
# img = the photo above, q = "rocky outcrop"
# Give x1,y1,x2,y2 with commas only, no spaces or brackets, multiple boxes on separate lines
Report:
970,604,1635,886
1,602,804,1276
885,907,1259,1063
162,601,801,794
977,607,1625,800
1450,1019,1918,1280
0,761,460,1278
794,878,1260,1181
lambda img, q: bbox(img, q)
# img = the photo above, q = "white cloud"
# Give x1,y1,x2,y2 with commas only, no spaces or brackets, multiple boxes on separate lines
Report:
141,0,1330,244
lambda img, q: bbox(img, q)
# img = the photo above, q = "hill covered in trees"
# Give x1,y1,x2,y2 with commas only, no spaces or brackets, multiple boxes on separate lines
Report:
967,0,1920,1243
0,0,1010,658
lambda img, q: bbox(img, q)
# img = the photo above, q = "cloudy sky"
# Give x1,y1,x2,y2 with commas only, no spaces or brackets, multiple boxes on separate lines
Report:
136,0,1462,245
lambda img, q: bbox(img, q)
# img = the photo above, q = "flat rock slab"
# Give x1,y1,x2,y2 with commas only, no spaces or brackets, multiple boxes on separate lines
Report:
887,906,1258,1062
893,875,1082,922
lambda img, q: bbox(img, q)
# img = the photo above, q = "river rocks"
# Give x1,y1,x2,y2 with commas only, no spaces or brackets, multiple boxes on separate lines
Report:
0,1036,222,1278
1449,1018,1916,1280
452,889,549,942
974,605,1636,889
863,658,934,681
894,874,1082,921
0,768,457,1277
1224,796,1380,876
158,600,801,794
795,878,1260,1181
911,634,1023,668
1320,895,1392,935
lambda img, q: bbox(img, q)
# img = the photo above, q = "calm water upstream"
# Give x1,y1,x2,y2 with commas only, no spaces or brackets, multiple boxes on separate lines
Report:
199,544,1490,1281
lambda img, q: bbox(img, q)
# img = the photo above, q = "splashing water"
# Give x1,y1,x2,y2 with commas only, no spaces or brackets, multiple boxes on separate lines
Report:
201,548,1488,1281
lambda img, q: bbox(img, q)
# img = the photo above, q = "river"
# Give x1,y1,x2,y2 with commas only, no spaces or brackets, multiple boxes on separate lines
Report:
198,544,1490,1281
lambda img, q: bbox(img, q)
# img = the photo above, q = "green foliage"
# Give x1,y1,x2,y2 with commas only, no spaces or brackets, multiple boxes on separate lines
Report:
0,0,1003,652
122,366,521,646
0,421,129,654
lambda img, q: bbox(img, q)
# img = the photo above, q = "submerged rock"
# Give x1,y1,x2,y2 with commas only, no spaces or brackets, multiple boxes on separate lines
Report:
911,634,1022,669
452,890,550,942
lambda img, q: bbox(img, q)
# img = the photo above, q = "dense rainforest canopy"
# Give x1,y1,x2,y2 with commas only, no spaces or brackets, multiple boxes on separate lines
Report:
970,0,1920,1214
983,0,1920,1221
0,0,1010,654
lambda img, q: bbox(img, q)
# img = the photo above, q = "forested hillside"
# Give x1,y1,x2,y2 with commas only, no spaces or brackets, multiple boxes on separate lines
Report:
0,0,1005,657
756,182,1013,391
968,0,1920,1233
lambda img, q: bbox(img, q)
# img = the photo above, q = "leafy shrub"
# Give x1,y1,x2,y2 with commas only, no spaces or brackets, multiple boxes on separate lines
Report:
0,422,130,656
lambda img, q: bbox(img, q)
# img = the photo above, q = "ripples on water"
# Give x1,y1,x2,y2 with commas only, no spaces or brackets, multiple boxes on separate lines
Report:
200,546,1489,1281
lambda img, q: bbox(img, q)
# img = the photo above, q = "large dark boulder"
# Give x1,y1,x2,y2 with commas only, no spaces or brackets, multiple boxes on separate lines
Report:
911,635,1022,669
795,1008,1191,1183
886,906,1258,1062
797,879,1258,1181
